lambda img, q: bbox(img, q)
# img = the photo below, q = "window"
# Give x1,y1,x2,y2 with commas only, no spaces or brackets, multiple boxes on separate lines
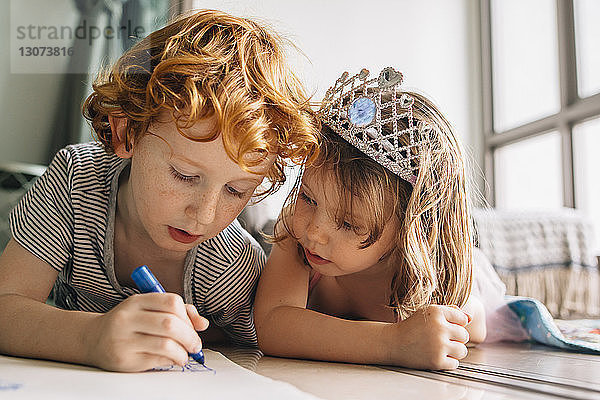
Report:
574,0,600,97
480,0,600,252
573,118,600,252
494,132,563,210
491,0,560,132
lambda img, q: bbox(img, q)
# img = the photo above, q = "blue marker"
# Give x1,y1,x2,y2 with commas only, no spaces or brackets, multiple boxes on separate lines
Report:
131,265,205,365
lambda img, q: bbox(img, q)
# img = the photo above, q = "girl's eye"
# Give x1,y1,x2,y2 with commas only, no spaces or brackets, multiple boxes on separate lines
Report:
170,166,197,183
225,184,246,199
299,191,316,206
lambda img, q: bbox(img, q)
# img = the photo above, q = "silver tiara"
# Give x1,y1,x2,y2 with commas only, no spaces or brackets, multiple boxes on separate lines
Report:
318,67,423,185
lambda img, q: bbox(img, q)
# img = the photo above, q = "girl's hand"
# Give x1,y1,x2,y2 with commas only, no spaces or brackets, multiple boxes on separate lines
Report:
458,296,487,344
85,293,209,372
388,305,470,370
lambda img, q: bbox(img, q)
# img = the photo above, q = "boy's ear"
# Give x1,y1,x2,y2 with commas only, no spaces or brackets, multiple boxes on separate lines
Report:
108,115,133,159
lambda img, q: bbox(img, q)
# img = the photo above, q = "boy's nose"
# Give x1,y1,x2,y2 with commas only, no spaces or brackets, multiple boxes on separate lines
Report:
186,190,219,226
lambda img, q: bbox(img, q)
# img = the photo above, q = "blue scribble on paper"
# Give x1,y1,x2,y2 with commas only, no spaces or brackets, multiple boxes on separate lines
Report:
0,380,23,391
152,357,215,374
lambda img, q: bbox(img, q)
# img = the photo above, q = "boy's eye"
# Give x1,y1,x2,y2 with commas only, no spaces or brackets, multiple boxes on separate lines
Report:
299,191,316,206
225,184,246,199
170,166,197,183
342,221,354,231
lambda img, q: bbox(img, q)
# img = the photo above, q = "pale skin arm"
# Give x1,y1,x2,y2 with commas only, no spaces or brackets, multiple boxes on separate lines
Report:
254,239,471,370
462,294,486,345
0,239,209,371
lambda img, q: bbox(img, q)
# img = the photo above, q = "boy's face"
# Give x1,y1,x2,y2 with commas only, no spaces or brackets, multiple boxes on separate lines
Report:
121,115,274,253
292,167,397,277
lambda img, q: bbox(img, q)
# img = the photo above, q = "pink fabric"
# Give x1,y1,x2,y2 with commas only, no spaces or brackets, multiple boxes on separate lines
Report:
472,248,529,343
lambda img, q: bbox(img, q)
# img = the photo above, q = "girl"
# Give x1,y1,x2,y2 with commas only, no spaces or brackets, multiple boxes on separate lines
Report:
254,67,486,371
0,10,319,372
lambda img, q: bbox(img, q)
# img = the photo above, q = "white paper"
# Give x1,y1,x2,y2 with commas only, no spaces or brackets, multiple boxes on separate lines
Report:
0,350,321,400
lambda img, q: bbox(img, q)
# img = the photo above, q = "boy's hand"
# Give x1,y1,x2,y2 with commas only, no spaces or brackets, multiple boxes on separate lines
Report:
85,293,209,372
388,305,470,370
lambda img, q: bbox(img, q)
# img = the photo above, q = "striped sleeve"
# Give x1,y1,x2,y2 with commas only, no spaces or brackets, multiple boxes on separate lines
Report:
204,233,266,347
9,148,74,272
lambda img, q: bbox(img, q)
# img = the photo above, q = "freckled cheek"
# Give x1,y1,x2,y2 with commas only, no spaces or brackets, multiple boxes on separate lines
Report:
158,186,189,212
141,173,187,217
213,200,246,230
227,202,243,218
291,211,308,236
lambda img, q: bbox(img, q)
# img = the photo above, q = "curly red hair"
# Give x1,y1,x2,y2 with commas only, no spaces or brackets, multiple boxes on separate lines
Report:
83,9,320,196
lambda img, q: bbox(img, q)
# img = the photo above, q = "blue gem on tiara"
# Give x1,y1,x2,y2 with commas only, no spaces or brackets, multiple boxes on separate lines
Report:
348,97,376,127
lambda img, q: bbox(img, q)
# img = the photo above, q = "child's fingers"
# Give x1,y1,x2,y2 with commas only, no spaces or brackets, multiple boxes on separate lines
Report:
135,311,203,355
134,333,190,367
448,304,472,324
449,325,470,344
185,304,210,331
442,306,469,326
133,293,194,326
465,312,472,324
442,356,460,370
446,341,468,363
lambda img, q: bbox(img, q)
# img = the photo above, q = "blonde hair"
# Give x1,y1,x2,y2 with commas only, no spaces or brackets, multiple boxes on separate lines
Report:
275,91,473,318
83,9,320,197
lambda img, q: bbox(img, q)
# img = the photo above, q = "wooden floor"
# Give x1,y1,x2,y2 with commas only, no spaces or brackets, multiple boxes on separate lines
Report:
218,342,600,399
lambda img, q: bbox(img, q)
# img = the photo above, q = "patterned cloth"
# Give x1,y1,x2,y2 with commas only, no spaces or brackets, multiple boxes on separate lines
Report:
508,296,600,354
472,208,600,317
555,319,600,346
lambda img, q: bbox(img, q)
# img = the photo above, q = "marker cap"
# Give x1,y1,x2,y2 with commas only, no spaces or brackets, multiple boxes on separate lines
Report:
131,265,166,294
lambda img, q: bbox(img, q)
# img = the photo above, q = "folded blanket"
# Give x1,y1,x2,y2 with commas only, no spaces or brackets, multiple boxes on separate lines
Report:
507,296,600,354
473,208,600,317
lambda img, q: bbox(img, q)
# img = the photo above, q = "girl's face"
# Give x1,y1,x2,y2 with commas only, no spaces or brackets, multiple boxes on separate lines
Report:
122,116,274,254
292,167,398,277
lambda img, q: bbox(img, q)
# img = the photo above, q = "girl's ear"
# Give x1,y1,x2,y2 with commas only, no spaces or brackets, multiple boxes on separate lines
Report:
108,115,133,159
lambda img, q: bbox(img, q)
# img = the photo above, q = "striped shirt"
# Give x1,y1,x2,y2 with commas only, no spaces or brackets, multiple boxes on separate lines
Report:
9,142,266,346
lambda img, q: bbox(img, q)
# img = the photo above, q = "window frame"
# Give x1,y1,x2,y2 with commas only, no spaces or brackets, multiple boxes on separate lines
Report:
480,0,600,208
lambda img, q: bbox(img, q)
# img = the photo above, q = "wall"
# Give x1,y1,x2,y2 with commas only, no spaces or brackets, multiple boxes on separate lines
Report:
0,0,484,213
190,0,484,217
0,0,78,165
191,0,476,140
